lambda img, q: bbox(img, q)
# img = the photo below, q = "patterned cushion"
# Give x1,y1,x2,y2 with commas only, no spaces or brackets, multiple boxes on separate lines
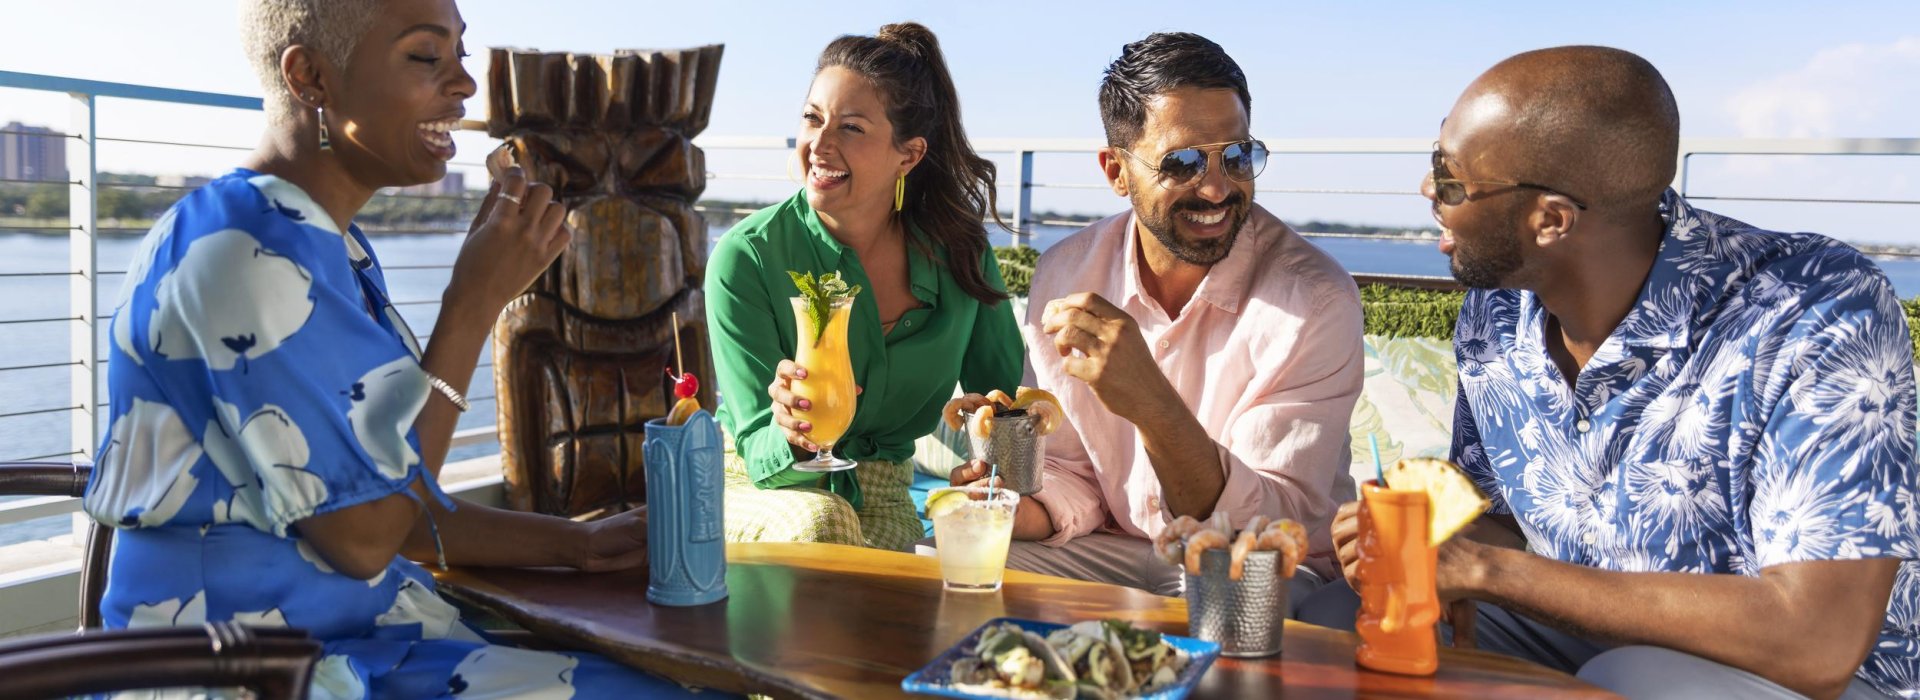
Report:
1348,335,1458,484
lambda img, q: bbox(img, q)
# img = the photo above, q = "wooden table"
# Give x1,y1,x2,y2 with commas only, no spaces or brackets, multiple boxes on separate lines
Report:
436,543,1614,699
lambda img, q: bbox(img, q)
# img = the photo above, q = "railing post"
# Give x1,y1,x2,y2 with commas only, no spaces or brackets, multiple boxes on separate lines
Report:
1013,150,1033,248
68,92,98,462
1676,152,1692,197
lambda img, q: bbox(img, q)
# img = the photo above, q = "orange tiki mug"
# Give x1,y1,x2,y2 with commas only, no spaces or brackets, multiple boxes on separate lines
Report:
1355,480,1440,676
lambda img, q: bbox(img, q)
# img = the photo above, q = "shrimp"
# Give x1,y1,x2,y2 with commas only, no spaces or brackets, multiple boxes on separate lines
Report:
1204,510,1234,538
942,393,994,431
985,389,1015,409
1257,519,1308,573
1153,516,1205,566
968,406,995,440
1227,516,1271,580
1184,528,1231,576
1025,399,1062,436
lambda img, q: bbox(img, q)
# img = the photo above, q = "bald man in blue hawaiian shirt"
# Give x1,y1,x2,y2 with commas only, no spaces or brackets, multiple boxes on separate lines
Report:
1301,47,1917,700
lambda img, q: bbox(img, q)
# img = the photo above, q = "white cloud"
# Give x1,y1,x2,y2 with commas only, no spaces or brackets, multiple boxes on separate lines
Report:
1726,38,1920,138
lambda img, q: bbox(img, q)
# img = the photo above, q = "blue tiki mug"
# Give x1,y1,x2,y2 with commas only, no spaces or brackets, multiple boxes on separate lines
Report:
642,410,728,606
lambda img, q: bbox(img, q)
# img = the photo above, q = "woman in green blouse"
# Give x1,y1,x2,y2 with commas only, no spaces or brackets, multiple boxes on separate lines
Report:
705,22,1022,552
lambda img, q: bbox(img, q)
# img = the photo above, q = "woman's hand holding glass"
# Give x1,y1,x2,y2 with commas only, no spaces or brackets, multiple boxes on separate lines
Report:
769,359,821,453
767,358,864,456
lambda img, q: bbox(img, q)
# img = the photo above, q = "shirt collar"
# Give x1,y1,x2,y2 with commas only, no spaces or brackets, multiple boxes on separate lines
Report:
793,190,939,304
240,169,370,264
1608,189,1714,351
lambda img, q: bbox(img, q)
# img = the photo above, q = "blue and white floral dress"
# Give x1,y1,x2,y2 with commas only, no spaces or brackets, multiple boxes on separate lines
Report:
84,169,712,699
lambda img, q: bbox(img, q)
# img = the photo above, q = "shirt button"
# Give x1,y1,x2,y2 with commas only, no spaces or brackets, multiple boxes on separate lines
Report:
1581,532,1597,545
1575,419,1591,433
902,320,910,327
1148,496,1160,511
1158,339,1170,350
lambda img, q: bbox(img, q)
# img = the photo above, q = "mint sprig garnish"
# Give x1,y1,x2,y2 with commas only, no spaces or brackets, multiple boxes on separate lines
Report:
788,270,862,347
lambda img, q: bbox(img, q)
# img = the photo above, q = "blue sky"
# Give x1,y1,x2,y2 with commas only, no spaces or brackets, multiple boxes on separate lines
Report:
2,1,1916,238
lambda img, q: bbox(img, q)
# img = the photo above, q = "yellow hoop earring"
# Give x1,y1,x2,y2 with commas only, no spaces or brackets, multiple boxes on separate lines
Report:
894,174,905,212
786,151,804,186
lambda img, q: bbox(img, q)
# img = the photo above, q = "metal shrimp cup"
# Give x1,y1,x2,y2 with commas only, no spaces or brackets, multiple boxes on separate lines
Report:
1183,548,1288,657
967,408,1045,496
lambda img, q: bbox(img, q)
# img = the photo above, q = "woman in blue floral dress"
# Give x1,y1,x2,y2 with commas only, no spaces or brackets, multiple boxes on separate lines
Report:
82,1,723,697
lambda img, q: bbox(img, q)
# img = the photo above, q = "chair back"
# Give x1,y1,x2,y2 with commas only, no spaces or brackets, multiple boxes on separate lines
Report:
0,459,111,629
0,622,320,699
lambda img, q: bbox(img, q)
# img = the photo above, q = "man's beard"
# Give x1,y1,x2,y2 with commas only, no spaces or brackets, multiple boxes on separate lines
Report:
1448,223,1525,289
1133,191,1250,266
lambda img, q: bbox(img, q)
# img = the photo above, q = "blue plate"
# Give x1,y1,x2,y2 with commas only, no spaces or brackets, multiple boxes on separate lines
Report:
901,617,1221,699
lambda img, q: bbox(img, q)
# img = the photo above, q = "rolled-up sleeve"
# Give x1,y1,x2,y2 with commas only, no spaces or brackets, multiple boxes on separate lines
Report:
1029,406,1107,546
1209,287,1363,553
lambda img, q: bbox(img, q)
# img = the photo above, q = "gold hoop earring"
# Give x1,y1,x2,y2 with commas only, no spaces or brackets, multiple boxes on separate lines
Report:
786,151,804,186
894,174,905,212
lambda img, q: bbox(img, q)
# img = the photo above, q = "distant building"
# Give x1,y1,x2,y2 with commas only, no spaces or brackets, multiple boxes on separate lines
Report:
396,171,467,197
0,122,68,182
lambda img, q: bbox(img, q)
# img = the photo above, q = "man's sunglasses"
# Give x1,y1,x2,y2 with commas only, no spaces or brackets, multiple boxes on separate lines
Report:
1430,143,1588,210
1116,139,1268,190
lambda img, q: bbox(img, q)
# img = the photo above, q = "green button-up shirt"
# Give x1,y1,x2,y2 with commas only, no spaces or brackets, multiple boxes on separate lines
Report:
706,191,1023,508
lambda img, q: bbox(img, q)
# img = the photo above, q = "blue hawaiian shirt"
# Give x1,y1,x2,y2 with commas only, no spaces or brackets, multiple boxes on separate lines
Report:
1451,190,1920,696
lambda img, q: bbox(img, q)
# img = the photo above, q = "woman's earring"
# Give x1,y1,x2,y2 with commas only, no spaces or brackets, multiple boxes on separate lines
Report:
786,151,803,185
316,103,332,152
894,173,905,212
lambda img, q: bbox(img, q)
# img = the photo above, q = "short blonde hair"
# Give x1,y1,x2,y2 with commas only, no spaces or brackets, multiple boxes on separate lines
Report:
238,0,383,122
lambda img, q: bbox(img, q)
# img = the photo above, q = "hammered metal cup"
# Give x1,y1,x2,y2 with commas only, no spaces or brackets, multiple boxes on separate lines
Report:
1183,548,1287,657
967,408,1045,495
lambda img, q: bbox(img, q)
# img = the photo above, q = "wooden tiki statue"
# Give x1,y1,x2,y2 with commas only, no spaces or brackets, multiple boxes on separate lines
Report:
485,45,724,517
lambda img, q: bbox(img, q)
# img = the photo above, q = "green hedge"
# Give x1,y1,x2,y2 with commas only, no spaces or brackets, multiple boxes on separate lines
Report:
1361,286,1466,340
995,245,1039,297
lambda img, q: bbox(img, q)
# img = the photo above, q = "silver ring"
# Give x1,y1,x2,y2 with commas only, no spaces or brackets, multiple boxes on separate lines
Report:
499,192,522,205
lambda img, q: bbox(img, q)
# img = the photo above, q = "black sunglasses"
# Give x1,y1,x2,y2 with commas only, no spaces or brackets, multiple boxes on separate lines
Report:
1116,139,1268,190
1430,143,1588,210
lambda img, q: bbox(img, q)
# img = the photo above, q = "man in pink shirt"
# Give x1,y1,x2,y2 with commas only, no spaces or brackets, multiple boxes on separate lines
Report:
950,33,1362,601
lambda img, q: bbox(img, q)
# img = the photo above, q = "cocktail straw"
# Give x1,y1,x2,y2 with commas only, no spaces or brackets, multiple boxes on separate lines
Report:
1369,434,1385,485
670,311,684,375
988,462,1000,501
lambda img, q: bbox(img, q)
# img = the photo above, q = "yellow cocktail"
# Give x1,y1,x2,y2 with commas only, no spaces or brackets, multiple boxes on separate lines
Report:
790,296,857,471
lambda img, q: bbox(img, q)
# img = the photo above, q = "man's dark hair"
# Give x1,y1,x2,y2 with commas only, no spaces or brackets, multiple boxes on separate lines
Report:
1098,33,1251,148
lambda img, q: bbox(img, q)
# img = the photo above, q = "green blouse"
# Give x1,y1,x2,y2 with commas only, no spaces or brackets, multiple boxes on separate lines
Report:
706,191,1023,508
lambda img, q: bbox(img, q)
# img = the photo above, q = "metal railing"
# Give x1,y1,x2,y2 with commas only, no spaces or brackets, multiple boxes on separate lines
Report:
3,69,1920,540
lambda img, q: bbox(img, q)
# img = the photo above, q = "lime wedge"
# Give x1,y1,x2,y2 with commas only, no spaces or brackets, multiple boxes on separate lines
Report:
926,489,972,520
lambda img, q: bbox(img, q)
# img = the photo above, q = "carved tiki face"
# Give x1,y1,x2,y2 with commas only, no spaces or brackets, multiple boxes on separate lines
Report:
485,45,723,518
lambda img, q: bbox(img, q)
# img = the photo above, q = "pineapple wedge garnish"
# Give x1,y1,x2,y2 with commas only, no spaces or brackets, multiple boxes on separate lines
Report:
1383,457,1491,546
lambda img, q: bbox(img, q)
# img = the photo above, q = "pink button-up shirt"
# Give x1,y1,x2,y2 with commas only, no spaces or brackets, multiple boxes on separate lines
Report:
1024,204,1362,579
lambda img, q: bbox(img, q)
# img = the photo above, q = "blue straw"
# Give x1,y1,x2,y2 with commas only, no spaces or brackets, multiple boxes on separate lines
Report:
1369,434,1386,485
988,463,1000,501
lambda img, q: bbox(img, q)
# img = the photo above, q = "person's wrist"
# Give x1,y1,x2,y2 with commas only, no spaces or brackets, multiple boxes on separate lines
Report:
1458,538,1500,597
440,283,504,330
565,518,596,570
1013,496,1055,541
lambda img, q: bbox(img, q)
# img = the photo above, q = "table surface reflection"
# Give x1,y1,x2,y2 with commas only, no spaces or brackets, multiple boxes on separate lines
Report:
434,542,1615,699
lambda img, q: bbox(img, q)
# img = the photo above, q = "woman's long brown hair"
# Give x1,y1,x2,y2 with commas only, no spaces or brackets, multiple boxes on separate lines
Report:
817,22,1011,304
